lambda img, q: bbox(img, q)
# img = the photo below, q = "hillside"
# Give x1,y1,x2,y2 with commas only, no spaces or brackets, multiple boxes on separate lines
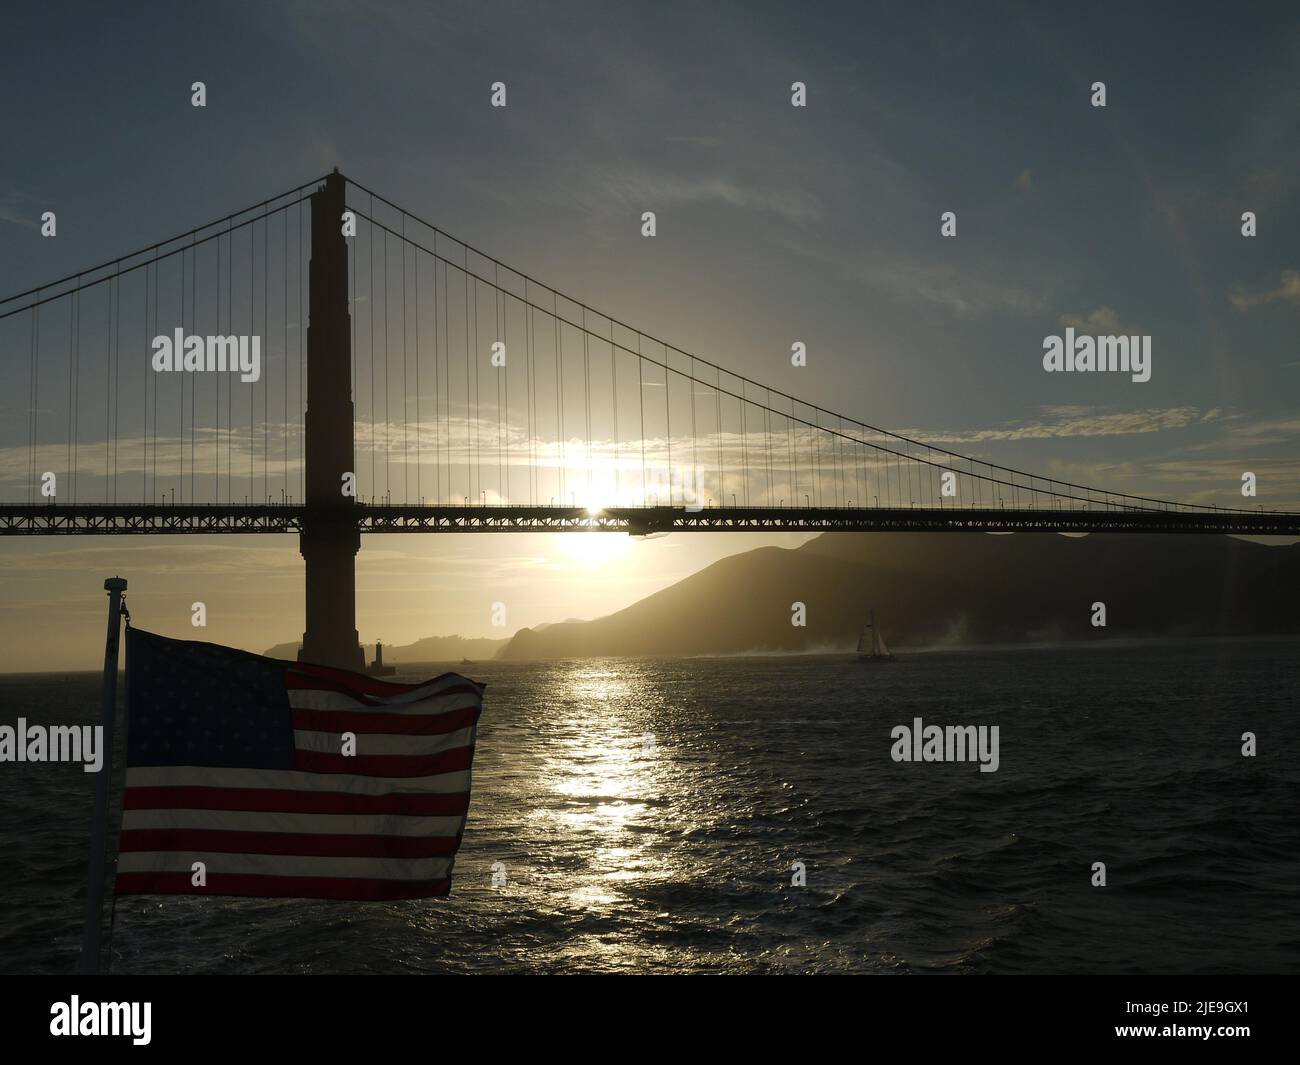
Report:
499,533,1300,659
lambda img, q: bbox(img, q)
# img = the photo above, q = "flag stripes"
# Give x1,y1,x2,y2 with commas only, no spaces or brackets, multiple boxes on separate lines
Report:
118,629,484,900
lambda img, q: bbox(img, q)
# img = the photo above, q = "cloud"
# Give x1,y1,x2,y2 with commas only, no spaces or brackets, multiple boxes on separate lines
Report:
588,165,823,225
1229,269,1300,311
850,261,1046,317
902,406,1219,443
1177,413,1300,452
1028,455,1300,511
0,186,42,231
769,225,1050,318
1058,306,1136,333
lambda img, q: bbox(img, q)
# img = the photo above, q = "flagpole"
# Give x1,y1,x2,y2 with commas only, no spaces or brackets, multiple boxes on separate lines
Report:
79,576,127,975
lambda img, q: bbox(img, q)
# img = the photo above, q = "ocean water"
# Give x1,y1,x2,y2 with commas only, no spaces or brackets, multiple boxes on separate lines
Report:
1,639,1297,974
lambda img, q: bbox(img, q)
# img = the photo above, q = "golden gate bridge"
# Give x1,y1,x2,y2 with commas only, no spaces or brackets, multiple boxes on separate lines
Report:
2,171,1295,667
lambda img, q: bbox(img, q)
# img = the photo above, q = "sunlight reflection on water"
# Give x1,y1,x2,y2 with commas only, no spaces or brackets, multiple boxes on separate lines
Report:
4,643,1297,973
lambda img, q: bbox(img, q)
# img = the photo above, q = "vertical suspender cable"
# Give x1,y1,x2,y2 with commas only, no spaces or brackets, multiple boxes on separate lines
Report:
227,223,233,503
715,368,722,508
555,296,563,504
401,219,408,504
583,310,591,505
215,236,222,502
787,397,794,507
689,356,697,506
27,303,37,503
248,222,254,500
260,215,266,500
759,389,768,507
442,258,450,503
192,243,198,504
637,339,645,505
282,214,287,503
105,278,112,503
500,268,506,505
612,330,619,503
67,290,75,503
740,382,747,507
382,227,389,502
473,278,480,502
415,243,421,502
463,256,473,506
664,349,671,506
368,203,376,501
495,267,502,502
527,300,536,505
73,287,80,501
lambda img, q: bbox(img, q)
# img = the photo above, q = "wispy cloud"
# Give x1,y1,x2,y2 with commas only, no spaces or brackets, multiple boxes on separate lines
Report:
1058,306,1142,334
0,186,42,231
1229,269,1300,311
1029,455,1300,510
901,406,1218,443
863,263,1046,317
1177,413,1300,452
586,165,823,225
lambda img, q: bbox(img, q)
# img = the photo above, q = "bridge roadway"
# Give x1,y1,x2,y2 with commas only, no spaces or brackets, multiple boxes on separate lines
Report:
2,503,1297,537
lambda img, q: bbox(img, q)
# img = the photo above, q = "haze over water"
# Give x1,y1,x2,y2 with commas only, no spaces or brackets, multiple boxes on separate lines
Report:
2,639,1297,974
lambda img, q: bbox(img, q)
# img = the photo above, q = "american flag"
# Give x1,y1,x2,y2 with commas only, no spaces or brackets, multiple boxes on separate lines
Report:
115,628,485,900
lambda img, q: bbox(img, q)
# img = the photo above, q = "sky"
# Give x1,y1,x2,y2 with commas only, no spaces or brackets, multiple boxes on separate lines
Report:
1,1,1297,670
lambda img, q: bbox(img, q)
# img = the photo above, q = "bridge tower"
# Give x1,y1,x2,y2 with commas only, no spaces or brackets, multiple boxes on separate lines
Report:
298,170,364,671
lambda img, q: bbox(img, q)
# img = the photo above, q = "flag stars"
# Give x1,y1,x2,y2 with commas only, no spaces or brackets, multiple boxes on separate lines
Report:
127,634,300,770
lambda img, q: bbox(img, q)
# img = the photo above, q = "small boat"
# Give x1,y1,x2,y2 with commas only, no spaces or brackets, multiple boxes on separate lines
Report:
856,610,895,661
460,658,475,666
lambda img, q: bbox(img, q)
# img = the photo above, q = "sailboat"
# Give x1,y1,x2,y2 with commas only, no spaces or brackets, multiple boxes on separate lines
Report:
856,610,895,662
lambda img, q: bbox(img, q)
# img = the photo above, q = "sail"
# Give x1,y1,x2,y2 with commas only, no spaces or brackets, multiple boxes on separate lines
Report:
875,629,890,657
856,629,872,654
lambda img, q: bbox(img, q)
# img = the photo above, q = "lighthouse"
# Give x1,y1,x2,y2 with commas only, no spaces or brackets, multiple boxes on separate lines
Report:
368,639,396,677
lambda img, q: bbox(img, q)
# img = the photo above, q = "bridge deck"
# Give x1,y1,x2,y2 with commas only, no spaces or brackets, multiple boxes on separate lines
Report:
2,504,1296,536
